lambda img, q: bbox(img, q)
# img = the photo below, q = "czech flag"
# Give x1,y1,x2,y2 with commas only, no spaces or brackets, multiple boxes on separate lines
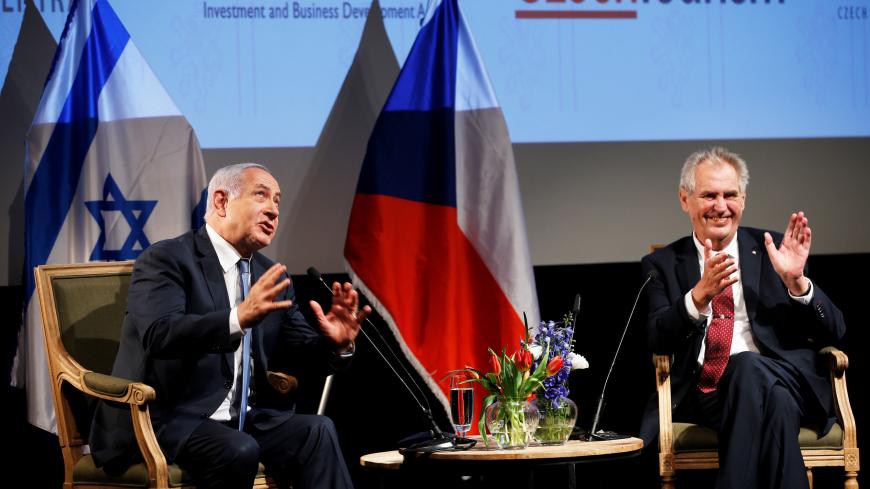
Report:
344,0,539,425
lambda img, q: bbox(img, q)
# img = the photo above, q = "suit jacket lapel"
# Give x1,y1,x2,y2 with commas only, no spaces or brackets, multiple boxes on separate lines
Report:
676,237,700,297
195,228,231,311
194,228,234,372
738,228,762,322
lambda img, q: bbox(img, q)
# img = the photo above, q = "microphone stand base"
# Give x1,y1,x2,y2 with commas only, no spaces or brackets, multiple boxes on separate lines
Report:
586,430,632,442
398,434,455,455
397,432,477,455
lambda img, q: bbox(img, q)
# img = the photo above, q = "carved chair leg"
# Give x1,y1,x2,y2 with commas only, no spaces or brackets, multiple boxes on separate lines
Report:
660,474,675,489
807,468,813,489
844,470,859,489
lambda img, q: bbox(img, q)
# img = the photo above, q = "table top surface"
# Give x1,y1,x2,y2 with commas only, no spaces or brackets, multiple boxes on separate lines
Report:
360,437,643,470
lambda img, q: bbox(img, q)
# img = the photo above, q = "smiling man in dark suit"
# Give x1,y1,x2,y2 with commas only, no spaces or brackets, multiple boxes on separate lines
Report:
90,163,370,489
640,147,846,489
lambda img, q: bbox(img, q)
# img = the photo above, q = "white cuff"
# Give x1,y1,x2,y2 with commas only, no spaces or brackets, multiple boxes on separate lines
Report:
684,291,710,321
789,279,814,304
229,307,244,337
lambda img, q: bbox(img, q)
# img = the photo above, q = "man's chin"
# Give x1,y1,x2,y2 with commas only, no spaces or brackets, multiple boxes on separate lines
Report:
248,235,273,252
704,228,736,245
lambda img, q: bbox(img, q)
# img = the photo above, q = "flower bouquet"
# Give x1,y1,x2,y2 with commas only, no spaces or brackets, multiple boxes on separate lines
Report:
528,312,589,445
450,337,561,449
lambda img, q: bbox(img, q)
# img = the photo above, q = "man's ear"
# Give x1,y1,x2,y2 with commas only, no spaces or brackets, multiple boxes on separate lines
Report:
678,189,689,212
213,190,229,217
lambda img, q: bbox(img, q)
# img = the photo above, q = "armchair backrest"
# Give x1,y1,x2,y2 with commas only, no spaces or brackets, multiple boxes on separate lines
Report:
49,266,132,375
35,262,134,461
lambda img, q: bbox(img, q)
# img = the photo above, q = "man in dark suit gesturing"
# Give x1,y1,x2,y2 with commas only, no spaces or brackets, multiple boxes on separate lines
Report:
90,163,370,489
640,147,846,489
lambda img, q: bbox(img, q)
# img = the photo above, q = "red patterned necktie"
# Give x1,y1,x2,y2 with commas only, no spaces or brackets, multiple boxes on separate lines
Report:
697,284,735,393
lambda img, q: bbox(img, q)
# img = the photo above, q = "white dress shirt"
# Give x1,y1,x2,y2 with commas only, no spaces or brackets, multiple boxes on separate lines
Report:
683,232,814,366
205,223,250,421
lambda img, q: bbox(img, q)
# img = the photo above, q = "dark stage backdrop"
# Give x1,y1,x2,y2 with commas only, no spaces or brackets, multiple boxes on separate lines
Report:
4,254,867,488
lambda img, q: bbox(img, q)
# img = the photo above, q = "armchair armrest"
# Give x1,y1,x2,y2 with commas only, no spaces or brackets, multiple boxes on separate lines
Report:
817,347,858,467
55,366,170,487
81,372,156,404
654,354,676,477
819,346,848,377
267,371,299,395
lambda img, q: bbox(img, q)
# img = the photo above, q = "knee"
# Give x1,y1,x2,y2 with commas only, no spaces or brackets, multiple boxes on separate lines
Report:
766,385,801,424
226,435,261,475
308,415,339,439
727,351,764,374
722,352,766,386
237,436,261,463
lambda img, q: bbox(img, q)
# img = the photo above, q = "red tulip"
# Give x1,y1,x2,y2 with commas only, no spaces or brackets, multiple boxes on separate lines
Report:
526,392,537,402
490,352,502,376
546,356,564,377
515,349,533,372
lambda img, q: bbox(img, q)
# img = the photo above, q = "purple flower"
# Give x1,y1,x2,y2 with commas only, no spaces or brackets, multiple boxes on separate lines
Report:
529,315,587,407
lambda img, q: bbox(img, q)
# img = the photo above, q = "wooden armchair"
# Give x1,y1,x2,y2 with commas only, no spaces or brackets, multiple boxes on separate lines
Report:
35,261,295,488
654,348,860,488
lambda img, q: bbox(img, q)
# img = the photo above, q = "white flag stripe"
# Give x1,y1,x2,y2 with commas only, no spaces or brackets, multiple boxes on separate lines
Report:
455,108,539,328
452,1,539,326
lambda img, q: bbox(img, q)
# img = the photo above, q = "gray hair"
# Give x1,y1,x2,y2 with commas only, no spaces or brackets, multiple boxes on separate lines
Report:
204,163,269,218
679,147,749,195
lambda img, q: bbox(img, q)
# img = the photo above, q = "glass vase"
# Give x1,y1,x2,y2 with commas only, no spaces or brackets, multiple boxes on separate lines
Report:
533,397,578,445
484,397,540,449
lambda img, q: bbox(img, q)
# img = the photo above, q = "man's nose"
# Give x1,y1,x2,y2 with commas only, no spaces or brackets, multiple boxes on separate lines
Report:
265,201,279,218
712,196,727,211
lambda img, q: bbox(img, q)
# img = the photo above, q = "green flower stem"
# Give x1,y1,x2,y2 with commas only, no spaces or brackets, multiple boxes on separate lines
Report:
534,399,575,444
494,399,529,448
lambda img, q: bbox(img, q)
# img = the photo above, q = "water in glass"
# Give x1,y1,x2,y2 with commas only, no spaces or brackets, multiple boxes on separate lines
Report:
450,385,474,437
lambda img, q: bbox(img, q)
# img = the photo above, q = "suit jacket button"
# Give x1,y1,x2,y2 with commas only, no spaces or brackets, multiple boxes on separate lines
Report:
200,413,208,419
224,381,232,389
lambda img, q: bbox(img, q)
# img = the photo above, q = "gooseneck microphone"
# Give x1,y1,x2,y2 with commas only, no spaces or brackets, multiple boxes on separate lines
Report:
571,293,581,329
306,267,455,452
587,269,658,441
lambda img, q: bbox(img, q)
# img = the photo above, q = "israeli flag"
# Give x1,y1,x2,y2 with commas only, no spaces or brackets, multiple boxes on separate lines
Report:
15,0,207,432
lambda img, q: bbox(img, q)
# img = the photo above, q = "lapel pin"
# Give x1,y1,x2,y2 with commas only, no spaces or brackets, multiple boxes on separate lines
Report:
752,250,757,255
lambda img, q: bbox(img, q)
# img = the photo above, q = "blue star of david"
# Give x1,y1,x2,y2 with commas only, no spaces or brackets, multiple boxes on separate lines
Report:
85,174,157,260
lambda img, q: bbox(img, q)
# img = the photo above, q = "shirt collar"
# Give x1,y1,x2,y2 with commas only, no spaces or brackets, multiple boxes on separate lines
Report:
692,231,740,263
205,223,245,273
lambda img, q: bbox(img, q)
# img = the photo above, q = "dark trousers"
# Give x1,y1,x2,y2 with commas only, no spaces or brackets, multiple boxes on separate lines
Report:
174,414,353,489
677,351,814,489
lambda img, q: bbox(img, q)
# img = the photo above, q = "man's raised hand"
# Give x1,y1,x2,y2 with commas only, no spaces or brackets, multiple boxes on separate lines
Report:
310,282,371,353
765,211,811,296
238,263,293,328
691,239,739,310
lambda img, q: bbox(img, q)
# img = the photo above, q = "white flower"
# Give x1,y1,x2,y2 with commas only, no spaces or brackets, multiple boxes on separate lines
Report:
567,352,589,370
528,344,543,360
